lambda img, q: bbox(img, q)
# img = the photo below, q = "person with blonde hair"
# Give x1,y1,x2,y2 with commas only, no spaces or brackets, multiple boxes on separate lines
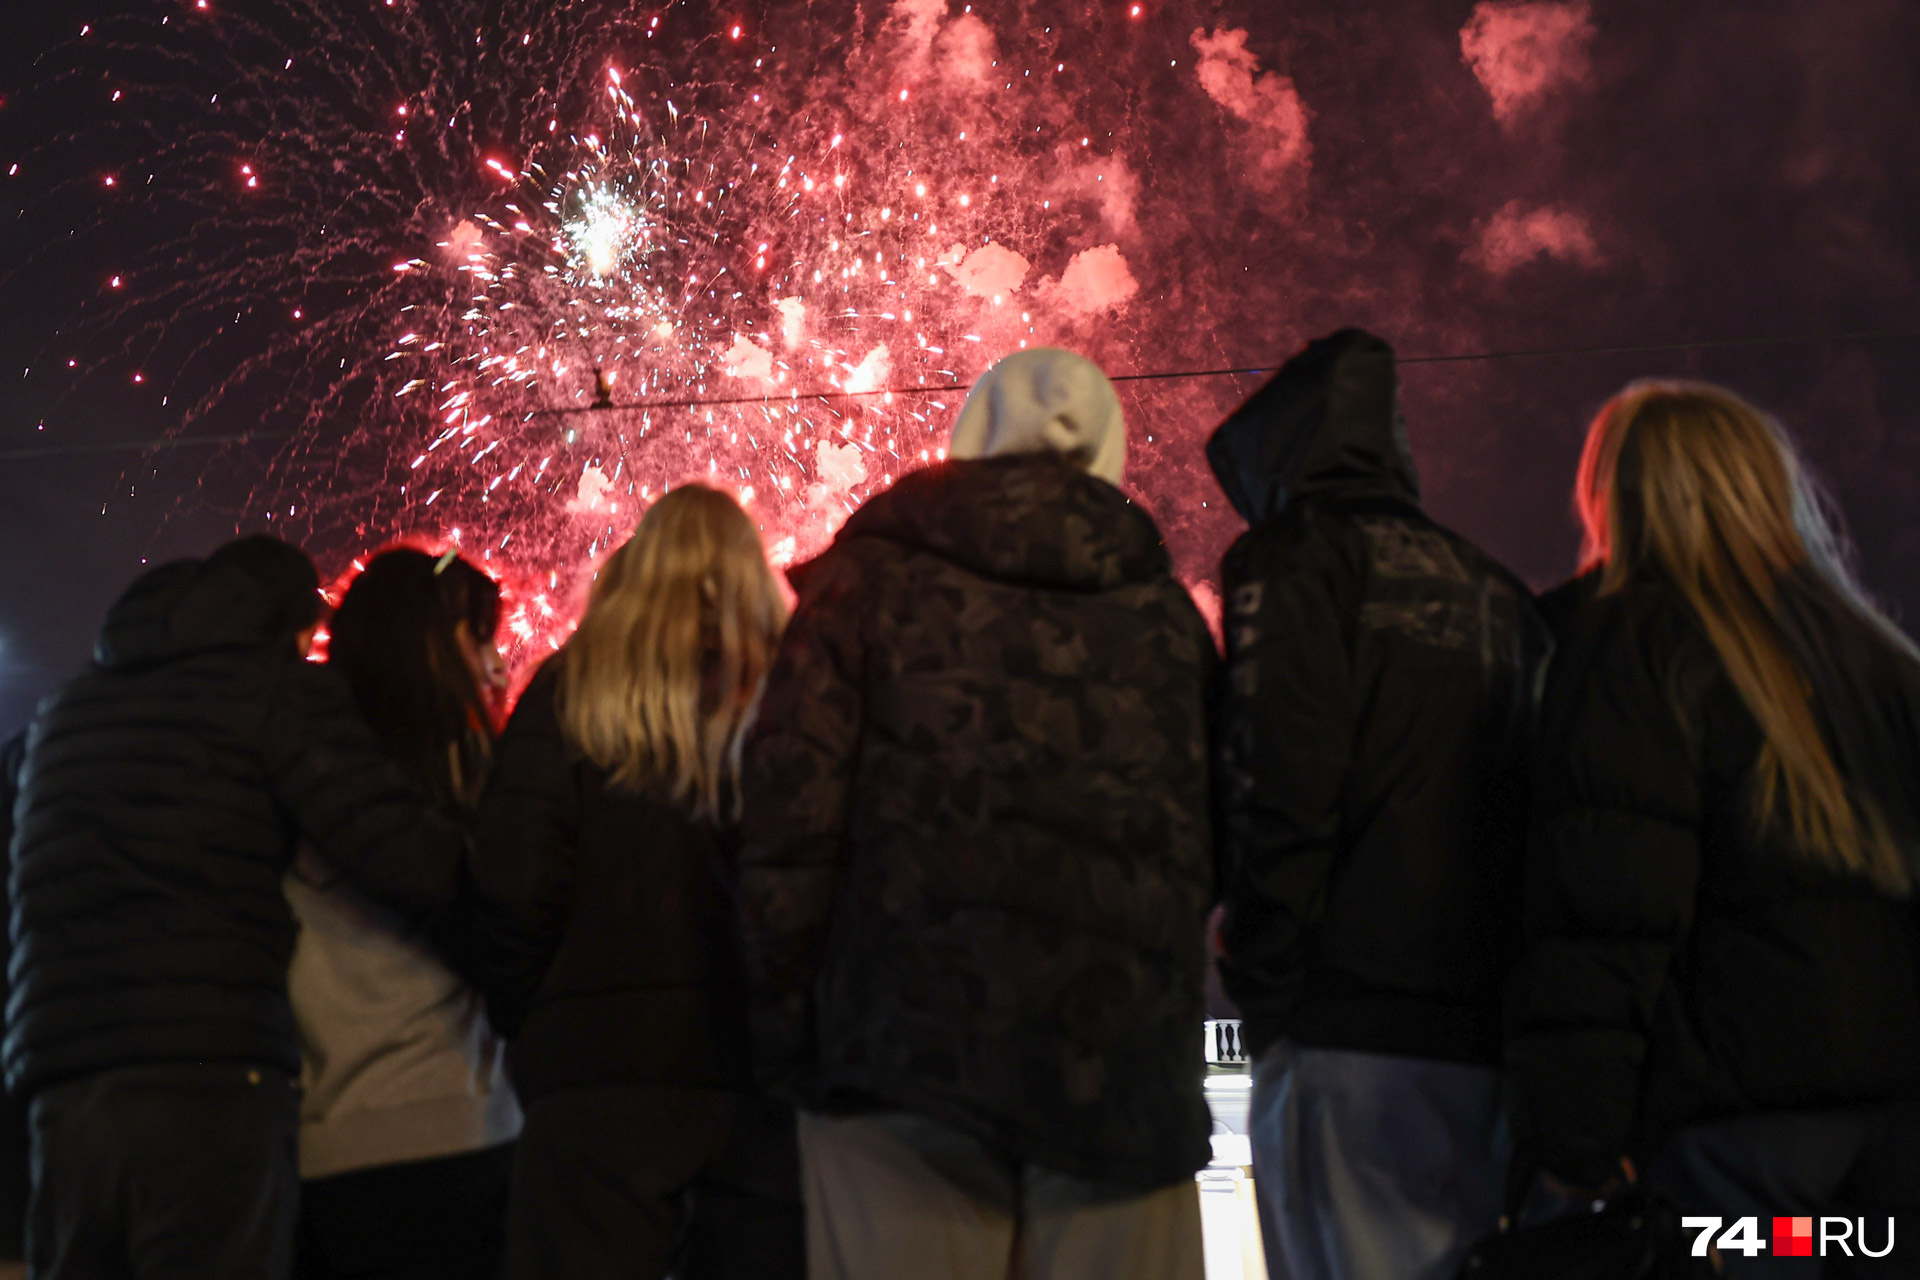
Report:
1511,380,1920,1270
467,485,801,1279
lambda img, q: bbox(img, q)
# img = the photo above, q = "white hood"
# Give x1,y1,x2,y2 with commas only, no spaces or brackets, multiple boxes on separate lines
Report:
948,347,1126,485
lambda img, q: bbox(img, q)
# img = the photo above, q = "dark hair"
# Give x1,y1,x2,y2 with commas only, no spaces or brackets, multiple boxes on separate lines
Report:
205,534,322,640
326,548,502,808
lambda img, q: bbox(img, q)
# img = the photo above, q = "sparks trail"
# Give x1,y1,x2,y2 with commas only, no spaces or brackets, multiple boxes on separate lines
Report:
19,1,1193,664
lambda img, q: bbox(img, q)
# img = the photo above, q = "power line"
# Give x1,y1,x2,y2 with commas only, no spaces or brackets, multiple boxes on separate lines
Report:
523,327,1920,416
6,327,1917,461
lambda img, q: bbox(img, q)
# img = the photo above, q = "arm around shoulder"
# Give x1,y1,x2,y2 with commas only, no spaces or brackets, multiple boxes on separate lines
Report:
263,661,466,925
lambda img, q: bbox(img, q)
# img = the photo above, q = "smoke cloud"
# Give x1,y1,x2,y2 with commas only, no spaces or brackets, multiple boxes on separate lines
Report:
1460,0,1596,125
721,334,774,380
942,242,1032,300
1042,245,1140,317
806,439,869,526
843,343,893,394
565,464,620,520
1471,200,1602,274
934,12,998,89
1189,27,1313,180
1048,158,1141,238
883,0,946,80
774,297,808,350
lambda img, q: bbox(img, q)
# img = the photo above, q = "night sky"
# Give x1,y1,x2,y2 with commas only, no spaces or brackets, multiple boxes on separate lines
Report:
3,0,1918,732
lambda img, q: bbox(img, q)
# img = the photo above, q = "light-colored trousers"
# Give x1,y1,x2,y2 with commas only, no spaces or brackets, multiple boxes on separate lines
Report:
799,1110,1205,1280
1248,1042,1509,1280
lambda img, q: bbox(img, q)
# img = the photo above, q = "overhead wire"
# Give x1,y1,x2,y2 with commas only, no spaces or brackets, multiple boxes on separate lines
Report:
4,327,1917,461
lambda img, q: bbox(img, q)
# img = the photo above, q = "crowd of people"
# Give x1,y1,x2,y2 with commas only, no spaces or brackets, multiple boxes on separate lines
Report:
2,328,1918,1280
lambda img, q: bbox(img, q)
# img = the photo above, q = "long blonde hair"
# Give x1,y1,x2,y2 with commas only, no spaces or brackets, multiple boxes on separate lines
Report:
557,485,787,819
1577,380,1912,891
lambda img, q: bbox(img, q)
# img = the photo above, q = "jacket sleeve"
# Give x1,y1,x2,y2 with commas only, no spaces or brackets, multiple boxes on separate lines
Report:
465,667,581,1039
1215,517,1360,1026
262,662,467,925
1508,601,1703,1186
736,550,868,1093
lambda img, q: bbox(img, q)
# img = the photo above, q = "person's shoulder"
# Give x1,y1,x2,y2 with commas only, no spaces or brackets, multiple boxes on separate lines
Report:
1537,571,1601,640
1570,576,1691,637
498,655,570,742
1223,497,1367,572
266,650,349,692
252,655,365,732
786,534,895,604
517,654,565,701
1546,576,1708,700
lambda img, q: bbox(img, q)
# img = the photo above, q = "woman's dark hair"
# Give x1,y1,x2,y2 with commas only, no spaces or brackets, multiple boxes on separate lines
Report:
326,548,502,808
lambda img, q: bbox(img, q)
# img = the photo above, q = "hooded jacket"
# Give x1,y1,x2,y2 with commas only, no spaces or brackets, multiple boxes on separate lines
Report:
6,559,466,1096
1208,328,1549,1065
1512,571,1920,1184
737,454,1216,1191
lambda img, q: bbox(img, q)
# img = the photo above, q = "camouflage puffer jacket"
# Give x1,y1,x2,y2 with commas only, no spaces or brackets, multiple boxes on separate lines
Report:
738,454,1216,1191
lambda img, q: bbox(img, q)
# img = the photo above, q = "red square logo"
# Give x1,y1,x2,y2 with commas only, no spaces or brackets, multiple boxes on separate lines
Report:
1772,1217,1813,1257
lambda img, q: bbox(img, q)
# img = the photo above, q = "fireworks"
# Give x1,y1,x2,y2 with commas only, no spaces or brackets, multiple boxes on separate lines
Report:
15,0,1302,665
565,186,647,281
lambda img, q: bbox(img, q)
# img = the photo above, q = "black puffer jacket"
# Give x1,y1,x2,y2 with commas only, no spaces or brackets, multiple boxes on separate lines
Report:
1511,574,1920,1185
467,663,754,1103
738,454,1216,1191
6,560,466,1097
1209,329,1548,1065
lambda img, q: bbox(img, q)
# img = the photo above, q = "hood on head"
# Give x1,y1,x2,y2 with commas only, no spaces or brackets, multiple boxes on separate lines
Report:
833,454,1169,592
95,558,314,670
1205,327,1420,526
948,347,1126,486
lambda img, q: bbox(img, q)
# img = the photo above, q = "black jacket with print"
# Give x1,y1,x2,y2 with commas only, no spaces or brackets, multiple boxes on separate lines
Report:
738,453,1217,1192
1209,328,1550,1065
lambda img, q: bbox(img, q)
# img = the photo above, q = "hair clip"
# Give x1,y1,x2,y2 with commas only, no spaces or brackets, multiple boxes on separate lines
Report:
433,548,460,576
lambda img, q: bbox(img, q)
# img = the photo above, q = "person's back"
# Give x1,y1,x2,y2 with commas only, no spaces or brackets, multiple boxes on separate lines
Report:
1511,382,1920,1268
284,548,521,1280
1524,574,1920,1161
739,349,1215,1280
8,536,465,1280
473,664,756,1099
1208,329,1546,1280
469,486,803,1280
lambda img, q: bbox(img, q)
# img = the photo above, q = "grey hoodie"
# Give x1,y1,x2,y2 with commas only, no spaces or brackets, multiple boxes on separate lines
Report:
287,857,521,1179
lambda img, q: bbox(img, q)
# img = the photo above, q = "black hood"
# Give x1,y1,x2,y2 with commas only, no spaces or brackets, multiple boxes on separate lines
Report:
1205,327,1420,526
95,559,309,669
827,454,1171,592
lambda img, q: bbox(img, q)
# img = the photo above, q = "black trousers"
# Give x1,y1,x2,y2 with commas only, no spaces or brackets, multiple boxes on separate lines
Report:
294,1143,515,1280
504,1086,803,1280
28,1063,300,1280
